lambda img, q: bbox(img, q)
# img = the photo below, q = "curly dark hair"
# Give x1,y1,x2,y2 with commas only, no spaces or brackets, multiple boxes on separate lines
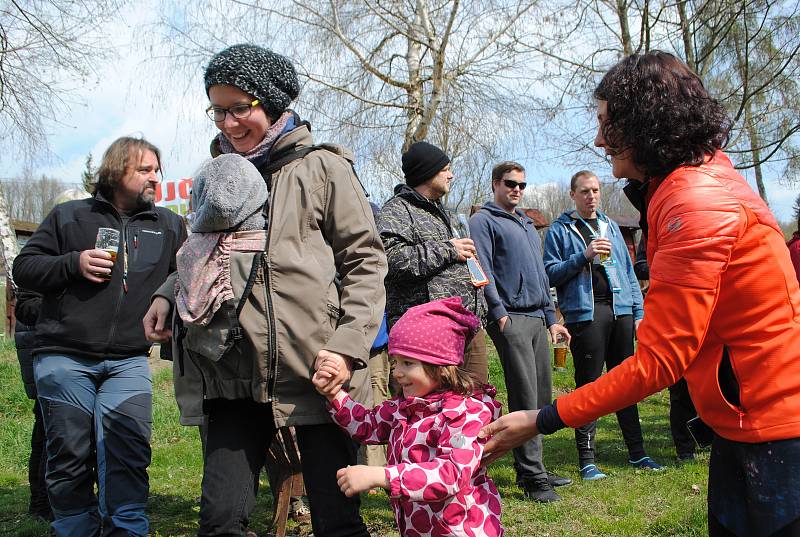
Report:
594,51,732,179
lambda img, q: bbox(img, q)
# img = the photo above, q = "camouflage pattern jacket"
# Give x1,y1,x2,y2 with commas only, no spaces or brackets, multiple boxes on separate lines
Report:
378,184,486,328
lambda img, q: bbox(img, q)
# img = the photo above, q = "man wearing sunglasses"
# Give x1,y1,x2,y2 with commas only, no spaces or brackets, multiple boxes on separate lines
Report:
469,161,572,503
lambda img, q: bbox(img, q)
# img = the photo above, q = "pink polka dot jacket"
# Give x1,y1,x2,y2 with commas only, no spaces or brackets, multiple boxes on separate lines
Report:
329,386,504,536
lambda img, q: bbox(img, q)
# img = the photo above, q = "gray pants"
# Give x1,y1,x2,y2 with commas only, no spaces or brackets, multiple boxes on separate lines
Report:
487,314,551,484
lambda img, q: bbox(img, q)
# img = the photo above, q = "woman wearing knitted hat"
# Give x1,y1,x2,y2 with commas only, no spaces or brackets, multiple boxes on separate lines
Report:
143,44,386,537
313,297,504,537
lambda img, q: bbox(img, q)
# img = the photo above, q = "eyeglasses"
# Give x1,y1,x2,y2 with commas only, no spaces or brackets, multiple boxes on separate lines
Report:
502,179,527,190
205,99,260,122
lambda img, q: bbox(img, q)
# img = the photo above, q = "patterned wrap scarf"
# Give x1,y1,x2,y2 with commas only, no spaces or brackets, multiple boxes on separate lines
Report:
176,231,267,326
214,110,294,167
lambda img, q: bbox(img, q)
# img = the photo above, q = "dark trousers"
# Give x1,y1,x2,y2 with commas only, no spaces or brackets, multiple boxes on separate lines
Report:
708,436,800,537
668,378,698,457
29,400,52,519
487,314,551,484
35,354,152,537
199,399,369,537
463,328,489,385
566,305,646,467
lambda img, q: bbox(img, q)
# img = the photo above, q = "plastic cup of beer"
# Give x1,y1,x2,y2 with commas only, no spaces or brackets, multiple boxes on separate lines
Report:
95,227,119,280
553,346,568,371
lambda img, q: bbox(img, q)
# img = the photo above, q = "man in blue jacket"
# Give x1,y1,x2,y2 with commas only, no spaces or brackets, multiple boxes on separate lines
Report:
543,170,662,481
470,161,572,502
13,137,186,537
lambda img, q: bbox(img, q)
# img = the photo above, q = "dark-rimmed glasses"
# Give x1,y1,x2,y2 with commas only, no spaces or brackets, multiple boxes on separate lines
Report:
205,99,260,122
502,179,527,190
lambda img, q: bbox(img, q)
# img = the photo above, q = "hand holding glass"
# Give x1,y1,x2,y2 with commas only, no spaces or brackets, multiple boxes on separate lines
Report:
94,228,119,280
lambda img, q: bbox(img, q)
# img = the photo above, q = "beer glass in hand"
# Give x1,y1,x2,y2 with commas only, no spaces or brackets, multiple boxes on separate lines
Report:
94,227,120,280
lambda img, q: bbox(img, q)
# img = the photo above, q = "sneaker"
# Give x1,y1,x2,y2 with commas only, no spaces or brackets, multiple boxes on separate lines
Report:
580,463,608,481
629,456,665,471
677,452,696,463
521,479,561,503
547,471,573,487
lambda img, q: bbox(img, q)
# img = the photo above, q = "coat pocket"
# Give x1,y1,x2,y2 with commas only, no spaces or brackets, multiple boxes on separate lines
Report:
130,227,165,272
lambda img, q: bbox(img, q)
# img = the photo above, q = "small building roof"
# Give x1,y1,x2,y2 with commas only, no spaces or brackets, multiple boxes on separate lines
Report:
468,205,551,229
608,215,640,230
12,220,38,234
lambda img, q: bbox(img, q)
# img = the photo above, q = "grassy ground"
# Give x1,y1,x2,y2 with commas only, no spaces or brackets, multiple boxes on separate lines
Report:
0,338,708,536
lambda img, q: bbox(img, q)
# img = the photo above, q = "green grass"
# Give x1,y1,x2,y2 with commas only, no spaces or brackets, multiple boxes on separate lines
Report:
0,340,708,536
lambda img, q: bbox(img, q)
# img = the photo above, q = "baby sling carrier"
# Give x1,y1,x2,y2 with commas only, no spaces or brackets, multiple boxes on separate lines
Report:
171,143,366,374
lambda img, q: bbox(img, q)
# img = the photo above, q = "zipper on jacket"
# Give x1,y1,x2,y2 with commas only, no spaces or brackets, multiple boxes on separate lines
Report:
122,224,129,294
263,254,278,403
262,186,279,404
106,215,127,347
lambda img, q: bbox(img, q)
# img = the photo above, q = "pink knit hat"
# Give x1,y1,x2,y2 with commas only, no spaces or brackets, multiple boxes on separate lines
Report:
388,297,480,366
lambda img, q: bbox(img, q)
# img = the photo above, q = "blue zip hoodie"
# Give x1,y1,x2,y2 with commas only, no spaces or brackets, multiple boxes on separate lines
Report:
543,210,643,324
469,202,556,326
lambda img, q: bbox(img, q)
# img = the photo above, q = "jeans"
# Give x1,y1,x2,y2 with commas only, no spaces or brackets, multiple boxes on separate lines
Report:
199,399,369,537
34,354,152,537
566,305,646,466
487,314,551,483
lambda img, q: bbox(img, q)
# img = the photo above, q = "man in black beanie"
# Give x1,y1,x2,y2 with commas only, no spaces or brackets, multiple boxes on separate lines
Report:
377,141,490,384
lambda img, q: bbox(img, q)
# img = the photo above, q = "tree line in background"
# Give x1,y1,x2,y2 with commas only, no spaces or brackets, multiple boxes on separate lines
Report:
0,174,75,224
157,0,799,209
1,0,798,222
0,155,94,224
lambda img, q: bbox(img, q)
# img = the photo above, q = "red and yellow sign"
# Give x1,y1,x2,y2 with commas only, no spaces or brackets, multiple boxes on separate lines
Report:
155,178,193,216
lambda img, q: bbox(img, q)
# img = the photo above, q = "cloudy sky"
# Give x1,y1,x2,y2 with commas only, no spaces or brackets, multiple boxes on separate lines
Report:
3,2,798,223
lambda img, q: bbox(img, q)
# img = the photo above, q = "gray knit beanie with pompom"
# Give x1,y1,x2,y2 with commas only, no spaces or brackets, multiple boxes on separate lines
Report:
191,154,267,233
204,44,300,120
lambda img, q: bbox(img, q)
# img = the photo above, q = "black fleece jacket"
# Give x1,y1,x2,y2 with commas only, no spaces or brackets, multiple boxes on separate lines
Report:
12,194,187,360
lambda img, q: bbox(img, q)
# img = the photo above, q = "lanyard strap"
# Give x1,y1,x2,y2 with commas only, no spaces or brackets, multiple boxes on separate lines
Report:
574,213,603,239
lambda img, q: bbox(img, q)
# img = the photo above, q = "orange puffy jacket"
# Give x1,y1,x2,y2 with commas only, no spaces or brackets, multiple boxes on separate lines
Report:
557,151,800,443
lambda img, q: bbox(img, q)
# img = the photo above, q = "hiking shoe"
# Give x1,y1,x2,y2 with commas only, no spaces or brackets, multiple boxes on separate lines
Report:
580,464,608,481
522,480,561,503
547,471,573,487
629,456,665,471
677,452,696,463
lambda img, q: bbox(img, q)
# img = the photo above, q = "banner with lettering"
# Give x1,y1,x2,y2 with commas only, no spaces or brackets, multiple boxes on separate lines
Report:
155,178,193,216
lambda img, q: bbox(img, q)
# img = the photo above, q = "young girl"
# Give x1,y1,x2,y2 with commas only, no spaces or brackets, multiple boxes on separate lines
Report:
313,297,504,537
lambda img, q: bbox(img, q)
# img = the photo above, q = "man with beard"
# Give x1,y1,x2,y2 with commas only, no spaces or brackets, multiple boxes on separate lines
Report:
13,137,186,536
378,141,489,384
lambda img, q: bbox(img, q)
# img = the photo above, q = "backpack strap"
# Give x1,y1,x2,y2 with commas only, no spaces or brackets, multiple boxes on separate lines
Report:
261,146,323,190
215,251,263,359
262,144,369,198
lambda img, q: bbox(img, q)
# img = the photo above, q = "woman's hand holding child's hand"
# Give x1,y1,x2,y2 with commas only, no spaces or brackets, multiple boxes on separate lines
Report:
312,359,343,398
336,465,389,497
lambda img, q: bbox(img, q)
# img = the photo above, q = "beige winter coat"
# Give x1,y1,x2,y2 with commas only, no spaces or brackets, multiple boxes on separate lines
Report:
164,125,387,427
